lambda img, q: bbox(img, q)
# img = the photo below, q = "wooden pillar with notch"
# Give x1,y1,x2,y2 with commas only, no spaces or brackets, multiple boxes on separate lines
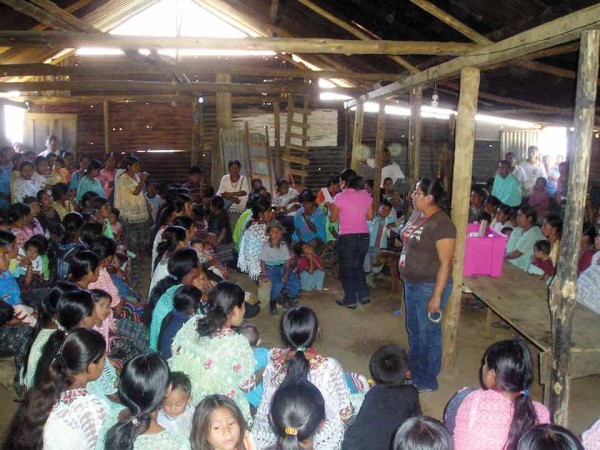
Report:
373,98,386,201
216,73,232,129
273,102,281,178
191,98,204,166
103,100,110,154
442,67,480,371
408,86,423,191
350,100,365,171
549,29,599,427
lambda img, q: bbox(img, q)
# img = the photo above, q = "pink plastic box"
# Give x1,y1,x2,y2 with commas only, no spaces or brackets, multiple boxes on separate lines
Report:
463,223,509,278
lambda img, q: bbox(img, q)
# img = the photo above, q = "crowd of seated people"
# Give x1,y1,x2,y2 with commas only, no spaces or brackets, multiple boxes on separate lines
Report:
0,139,597,450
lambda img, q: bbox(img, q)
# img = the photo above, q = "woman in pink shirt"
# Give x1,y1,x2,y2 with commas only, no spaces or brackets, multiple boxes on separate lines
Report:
449,339,550,450
329,169,374,308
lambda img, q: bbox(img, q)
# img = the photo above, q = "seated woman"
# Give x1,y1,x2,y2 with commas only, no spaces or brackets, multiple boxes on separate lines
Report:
504,206,545,272
541,213,562,267
149,225,189,297
577,233,600,315
253,307,353,449
578,225,597,275
293,189,327,254
169,281,255,423
238,197,276,280
445,339,550,450
75,159,105,204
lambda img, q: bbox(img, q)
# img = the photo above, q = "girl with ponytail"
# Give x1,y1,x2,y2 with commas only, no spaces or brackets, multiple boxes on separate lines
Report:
269,381,326,450
149,225,188,295
4,328,108,450
152,194,192,264
451,339,550,450
170,282,255,424
253,307,352,450
147,248,205,350
104,353,190,450
33,289,97,389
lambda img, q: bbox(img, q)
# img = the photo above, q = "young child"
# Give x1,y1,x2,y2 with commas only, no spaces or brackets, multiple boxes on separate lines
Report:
11,235,50,287
343,345,421,450
239,323,269,412
492,204,512,234
294,240,325,291
105,354,189,450
90,288,113,351
528,177,549,221
529,240,554,280
49,156,69,185
270,381,326,450
158,371,195,438
259,220,301,315
145,181,163,225
365,199,395,286
191,239,228,281
392,416,453,450
191,394,254,450
90,196,115,239
109,208,123,242
158,285,201,359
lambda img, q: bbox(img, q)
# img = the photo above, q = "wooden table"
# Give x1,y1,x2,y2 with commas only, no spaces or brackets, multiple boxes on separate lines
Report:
464,263,600,403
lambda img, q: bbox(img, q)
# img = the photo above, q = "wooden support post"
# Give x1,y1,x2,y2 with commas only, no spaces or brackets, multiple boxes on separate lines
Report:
408,86,423,192
442,67,480,370
216,73,232,130
350,100,364,171
191,99,203,166
102,100,109,153
273,102,281,178
373,98,386,201
549,29,600,427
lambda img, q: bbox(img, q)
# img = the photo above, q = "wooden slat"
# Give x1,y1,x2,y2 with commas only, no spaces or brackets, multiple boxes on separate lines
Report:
282,155,310,165
288,132,310,140
287,107,312,115
288,168,309,177
289,120,310,129
285,143,309,152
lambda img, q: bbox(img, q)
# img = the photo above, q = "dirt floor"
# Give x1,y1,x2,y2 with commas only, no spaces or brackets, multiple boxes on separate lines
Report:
0,270,597,438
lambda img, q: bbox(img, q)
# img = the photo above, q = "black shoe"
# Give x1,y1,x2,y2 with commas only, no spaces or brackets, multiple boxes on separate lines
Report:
359,297,371,305
270,304,278,315
336,300,357,309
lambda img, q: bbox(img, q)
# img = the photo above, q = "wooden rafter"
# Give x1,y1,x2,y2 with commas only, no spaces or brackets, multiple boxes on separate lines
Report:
0,62,404,82
408,0,576,79
27,0,98,33
349,3,600,104
6,94,286,105
0,31,478,56
0,0,79,31
298,0,418,73
0,79,358,95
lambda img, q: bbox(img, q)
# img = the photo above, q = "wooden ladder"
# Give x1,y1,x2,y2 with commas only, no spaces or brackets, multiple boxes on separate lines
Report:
283,93,311,189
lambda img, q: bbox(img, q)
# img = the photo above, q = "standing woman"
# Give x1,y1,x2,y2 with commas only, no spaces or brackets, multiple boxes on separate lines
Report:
399,178,456,393
114,155,151,289
75,159,104,204
328,169,374,308
216,160,250,231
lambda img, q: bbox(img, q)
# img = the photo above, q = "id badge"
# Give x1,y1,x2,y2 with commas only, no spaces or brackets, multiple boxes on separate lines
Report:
399,254,406,268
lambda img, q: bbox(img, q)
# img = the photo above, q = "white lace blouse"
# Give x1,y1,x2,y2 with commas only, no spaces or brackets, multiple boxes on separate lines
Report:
252,349,354,450
43,388,109,450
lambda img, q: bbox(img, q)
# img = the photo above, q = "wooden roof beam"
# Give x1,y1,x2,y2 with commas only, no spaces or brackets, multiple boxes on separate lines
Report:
349,3,600,105
28,0,98,33
0,0,80,31
409,0,576,79
0,62,405,82
298,0,418,73
0,79,358,96
0,32,477,56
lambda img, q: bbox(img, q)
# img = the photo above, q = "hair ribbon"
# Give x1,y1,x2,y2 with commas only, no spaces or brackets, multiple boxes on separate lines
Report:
295,346,307,352
285,427,298,436
520,389,529,398
131,417,139,426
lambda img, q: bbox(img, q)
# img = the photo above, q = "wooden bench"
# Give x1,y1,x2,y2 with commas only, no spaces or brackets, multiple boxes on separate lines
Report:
463,263,600,404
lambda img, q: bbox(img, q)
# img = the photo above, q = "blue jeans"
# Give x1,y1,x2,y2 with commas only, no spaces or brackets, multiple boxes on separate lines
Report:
337,233,370,305
300,270,325,290
404,278,453,390
266,265,301,306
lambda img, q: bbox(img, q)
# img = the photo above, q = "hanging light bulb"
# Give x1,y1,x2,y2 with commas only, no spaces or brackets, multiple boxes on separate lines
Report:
431,84,439,109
